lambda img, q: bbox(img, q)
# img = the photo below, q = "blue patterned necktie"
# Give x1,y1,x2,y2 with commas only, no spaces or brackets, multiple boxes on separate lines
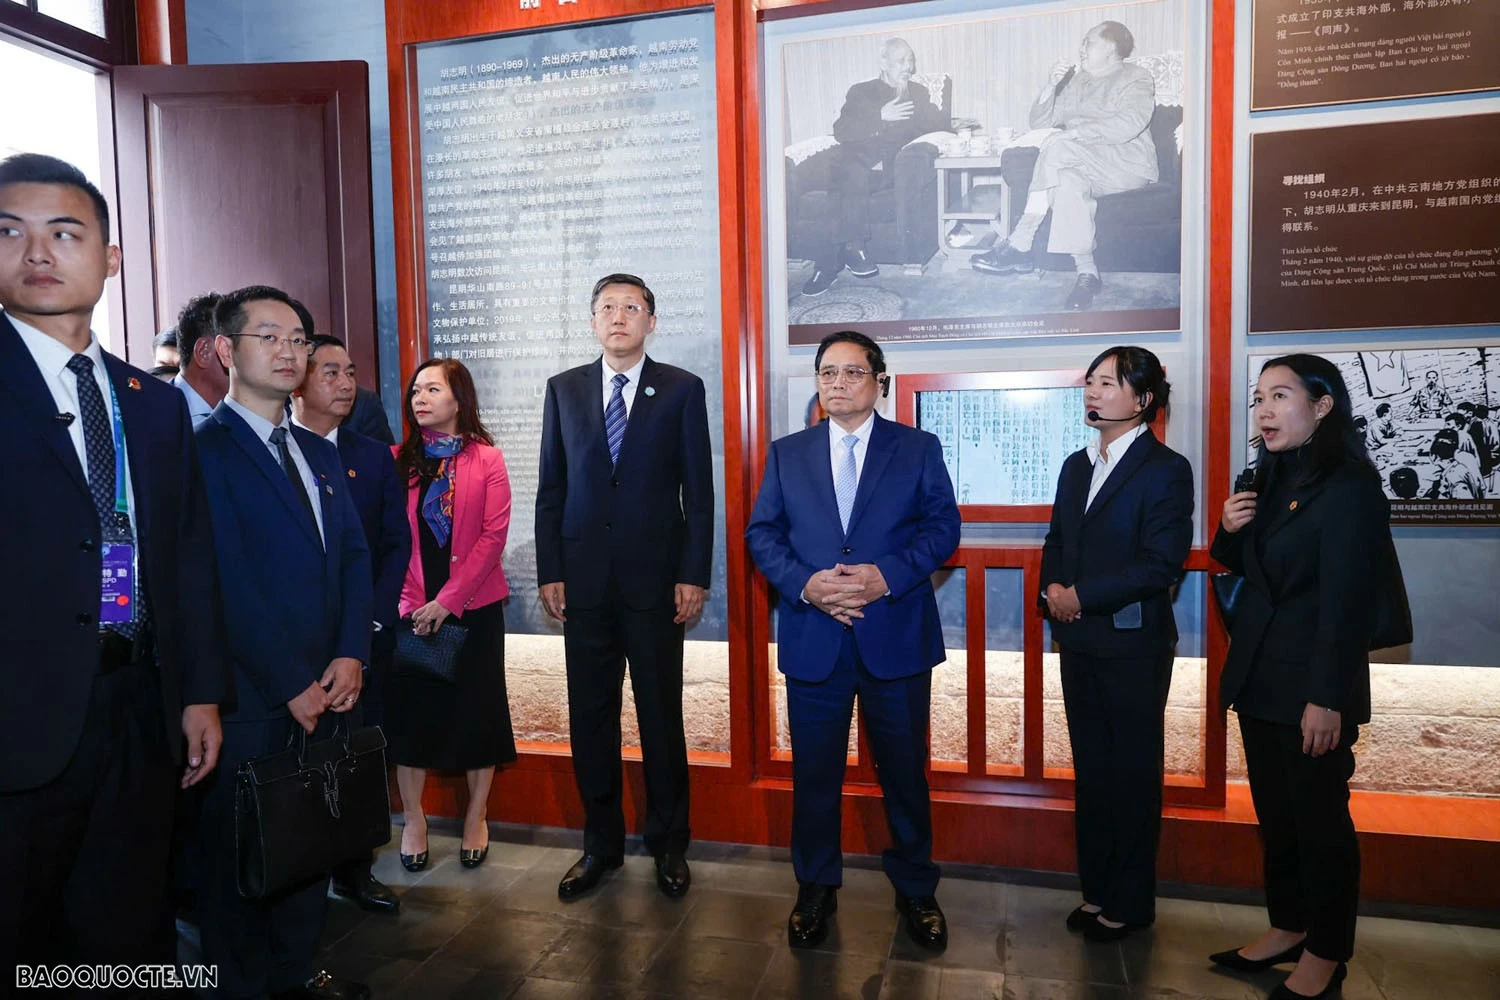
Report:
605,372,628,466
66,354,137,636
834,433,858,532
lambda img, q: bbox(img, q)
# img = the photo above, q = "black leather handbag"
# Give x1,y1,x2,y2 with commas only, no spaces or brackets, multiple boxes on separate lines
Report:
391,618,468,683
1210,571,1247,630
235,719,391,900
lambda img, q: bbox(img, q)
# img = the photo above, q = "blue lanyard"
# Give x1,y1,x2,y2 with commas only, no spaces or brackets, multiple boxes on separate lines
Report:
104,375,129,516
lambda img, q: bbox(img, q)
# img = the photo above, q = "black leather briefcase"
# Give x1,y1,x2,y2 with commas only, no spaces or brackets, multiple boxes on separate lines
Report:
235,720,391,900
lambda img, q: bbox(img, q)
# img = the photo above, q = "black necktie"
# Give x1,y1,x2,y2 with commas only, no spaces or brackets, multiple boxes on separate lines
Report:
66,353,138,636
269,425,318,531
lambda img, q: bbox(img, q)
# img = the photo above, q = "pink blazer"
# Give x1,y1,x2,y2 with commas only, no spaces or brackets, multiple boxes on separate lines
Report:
397,442,511,616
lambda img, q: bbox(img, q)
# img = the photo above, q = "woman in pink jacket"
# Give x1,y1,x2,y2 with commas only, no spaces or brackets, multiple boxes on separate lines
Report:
389,358,513,871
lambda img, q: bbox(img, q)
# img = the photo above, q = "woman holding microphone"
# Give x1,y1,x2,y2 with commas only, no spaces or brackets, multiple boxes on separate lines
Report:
1041,346,1194,941
1210,354,1390,1000
388,358,516,871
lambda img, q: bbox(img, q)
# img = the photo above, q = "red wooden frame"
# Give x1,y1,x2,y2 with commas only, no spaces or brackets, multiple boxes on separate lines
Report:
894,369,1169,522
372,0,1498,905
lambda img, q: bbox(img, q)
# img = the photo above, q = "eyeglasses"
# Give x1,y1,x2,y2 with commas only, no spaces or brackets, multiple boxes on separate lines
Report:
816,365,876,385
593,303,646,317
227,333,312,352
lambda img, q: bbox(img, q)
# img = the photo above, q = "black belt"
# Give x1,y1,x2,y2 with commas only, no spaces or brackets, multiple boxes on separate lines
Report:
98,629,149,675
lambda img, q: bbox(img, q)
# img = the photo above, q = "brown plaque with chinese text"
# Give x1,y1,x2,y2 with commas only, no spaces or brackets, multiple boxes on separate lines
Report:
1251,0,1500,111
1248,113,1500,334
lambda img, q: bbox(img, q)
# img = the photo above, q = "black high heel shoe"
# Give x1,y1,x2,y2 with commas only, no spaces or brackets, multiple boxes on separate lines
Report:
1268,962,1347,1000
399,823,429,872
1210,940,1306,973
459,844,489,868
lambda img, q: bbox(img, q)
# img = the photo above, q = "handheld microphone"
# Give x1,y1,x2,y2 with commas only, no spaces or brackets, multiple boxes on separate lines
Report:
1054,65,1077,97
56,412,75,426
1086,410,1135,423
1234,468,1256,494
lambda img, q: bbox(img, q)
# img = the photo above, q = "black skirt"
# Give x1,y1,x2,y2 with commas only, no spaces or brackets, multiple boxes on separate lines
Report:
385,484,516,769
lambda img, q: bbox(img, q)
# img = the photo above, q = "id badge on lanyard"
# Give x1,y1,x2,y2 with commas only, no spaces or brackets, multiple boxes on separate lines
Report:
99,376,135,624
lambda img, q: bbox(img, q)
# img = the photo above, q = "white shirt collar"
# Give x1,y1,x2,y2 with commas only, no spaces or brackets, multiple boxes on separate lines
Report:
1087,422,1148,465
223,394,287,444
292,414,339,444
828,410,876,447
602,353,646,388
7,312,107,378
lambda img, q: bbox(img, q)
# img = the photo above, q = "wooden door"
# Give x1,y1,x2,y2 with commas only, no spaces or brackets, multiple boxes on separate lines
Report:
110,62,377,383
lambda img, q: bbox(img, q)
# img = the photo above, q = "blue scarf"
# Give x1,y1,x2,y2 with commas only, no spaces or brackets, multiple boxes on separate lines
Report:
420,431,465,547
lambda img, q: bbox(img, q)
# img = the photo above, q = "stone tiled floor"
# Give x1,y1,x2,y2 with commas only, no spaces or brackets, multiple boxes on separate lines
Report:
313,825,1500,999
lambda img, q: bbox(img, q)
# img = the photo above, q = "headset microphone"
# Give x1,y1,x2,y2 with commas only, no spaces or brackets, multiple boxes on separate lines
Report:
1087,410,1135,423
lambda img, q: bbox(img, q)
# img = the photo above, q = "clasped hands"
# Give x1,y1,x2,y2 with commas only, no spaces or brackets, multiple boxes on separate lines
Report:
804,563,888,625
287,656,364,733
1044,583,1082,623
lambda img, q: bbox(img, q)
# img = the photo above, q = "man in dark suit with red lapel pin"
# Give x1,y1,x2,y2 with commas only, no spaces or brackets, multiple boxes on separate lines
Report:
746,330,961,952
0,153,230,971
536,273,714,901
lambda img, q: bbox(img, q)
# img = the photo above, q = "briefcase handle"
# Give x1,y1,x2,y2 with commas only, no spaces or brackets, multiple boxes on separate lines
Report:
283,714,357,764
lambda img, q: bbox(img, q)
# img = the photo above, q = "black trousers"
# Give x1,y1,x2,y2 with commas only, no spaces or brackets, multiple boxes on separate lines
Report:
1239,714,1361,962
194,713,338,999
564,576,690,858
796,143,886,265
786,633,939,897
0,655,176,982
1059,646,1173,926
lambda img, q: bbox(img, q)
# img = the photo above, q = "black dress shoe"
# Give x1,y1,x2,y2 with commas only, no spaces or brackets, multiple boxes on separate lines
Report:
971,242,1035,275
1066,904,1101,932
1269,963,1347,1000
459,844,489,868
654,852,691,898
895,892,948,952
843,246,879,278
271,970,371,1000
801,266,837,296
330,868,400,913
557,853,623,900
788,883,837,949
1210,941,1306,972
1082,915,1150,942
1065,272,1103,310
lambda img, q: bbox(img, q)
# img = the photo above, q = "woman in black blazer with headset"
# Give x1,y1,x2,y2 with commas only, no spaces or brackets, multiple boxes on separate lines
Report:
1041,346,1194,942
1210,354,1391,1000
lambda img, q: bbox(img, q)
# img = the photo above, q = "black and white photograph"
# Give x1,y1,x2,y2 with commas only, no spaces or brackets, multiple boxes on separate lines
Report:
1247,347,1500,525
766,0,1199,345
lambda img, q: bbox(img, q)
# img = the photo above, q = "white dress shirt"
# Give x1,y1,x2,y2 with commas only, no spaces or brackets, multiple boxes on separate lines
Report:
172,372,215,429
827,411,876,485
9,312,138,519
601,354,646,418
224,396,326,546
1085,422,1149,510
291,415,339,446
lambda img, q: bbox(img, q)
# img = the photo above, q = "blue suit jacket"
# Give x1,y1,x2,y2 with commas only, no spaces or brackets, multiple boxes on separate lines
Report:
336,428,409,629
535,355,714,610
196,402,372,721
1039,428,1194,658
0,315,231,791
746,414,961,682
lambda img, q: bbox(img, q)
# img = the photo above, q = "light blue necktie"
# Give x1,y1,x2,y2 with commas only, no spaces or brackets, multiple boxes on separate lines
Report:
605,372,628,466
834,433,858,532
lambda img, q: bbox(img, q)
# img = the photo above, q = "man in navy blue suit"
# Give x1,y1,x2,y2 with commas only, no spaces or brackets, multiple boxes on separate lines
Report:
536,273,713,902
292,333,409,914
194,285,374,1000
0,153,230,971
747,330,960,952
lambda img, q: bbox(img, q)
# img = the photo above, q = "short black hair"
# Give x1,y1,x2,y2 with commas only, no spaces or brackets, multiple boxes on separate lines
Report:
214,284,308,338
1445,412,1468,427
1375,402,1391,417
1353,415,1368,430
153,329,178,350
814,329,886,374
1094,20,1135,59
590,273,655,315
1085,345,1170,423
175,292,223,361
1389,466,1419,499
0,153,111,242
307,333,346,359
1477,404,1491,419
1431,428,1460,460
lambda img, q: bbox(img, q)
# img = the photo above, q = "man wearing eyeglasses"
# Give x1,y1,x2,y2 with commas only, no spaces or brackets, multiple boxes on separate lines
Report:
192,285,375,1000
536,273,713,904
746,330,960,953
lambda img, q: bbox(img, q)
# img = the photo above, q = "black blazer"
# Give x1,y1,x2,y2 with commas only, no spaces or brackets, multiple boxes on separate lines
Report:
535,356,713,611
1211,459,1388,725
336,428,410,629
0,314,231,792
1040,428,1195,658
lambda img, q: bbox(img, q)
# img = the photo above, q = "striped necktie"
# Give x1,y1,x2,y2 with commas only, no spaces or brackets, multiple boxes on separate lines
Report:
605,372,628,466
